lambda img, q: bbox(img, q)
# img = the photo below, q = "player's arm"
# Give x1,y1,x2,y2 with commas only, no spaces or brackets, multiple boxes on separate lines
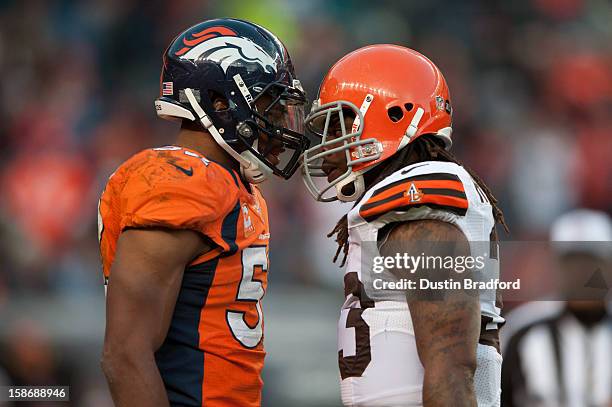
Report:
101,228,209,407
380,220,480,407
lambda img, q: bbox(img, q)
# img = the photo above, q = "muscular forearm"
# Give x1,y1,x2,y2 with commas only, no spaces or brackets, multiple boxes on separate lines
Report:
422,363,476,407
102,350,169,407
415,298,479,407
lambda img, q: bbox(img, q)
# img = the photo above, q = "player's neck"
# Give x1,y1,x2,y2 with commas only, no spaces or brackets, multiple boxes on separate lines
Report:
176,127,239,171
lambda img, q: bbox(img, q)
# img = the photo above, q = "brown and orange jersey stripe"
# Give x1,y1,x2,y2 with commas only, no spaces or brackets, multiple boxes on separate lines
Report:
359,172,468,222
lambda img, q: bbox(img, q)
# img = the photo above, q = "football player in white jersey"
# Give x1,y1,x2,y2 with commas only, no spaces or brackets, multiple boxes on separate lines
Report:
301,45,509,406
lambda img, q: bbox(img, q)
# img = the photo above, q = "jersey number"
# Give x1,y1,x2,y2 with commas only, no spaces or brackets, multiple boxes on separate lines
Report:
227,246,267,348
339,272,373,379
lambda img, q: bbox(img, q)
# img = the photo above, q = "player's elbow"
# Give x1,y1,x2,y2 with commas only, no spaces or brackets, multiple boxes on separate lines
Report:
101,347,118,383
449,355,477,379
101,345,127,383
424,350,477,382
101,340,149,383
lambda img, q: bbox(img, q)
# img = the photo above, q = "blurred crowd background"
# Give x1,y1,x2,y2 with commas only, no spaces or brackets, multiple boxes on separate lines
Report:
0,0,610,405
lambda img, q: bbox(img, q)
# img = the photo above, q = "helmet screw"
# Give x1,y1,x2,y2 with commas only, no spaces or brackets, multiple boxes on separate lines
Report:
230,91,235,96
237,122,253,137
219,128,225,134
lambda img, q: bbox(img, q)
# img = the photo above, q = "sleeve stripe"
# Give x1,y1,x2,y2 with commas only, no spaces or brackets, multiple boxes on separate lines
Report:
370,173,462,199
359,191,406,212
367,180,465,205
361,196,469,221
419,187,467,199
359,171,469,221
360,191,468,220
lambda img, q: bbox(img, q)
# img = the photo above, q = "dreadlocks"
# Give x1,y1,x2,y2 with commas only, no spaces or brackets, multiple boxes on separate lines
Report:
328,135,509,266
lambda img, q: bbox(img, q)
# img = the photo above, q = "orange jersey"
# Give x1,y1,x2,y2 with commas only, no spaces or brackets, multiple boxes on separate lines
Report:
98,146,270,406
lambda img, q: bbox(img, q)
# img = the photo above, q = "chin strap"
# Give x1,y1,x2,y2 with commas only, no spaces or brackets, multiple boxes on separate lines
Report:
183,88,270,184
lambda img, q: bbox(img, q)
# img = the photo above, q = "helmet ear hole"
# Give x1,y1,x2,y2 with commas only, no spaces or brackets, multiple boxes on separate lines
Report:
404,103,414,111
387,106,404,122
209,90,229,111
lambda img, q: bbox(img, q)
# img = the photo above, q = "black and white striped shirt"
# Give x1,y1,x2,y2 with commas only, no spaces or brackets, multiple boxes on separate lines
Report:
502,306,612,407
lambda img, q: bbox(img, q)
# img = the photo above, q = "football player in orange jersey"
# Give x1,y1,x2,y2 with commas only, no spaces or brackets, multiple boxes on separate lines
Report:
98,19,308,407
302,45,508,406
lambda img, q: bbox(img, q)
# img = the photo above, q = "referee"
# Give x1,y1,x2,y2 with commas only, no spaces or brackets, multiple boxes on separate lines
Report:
502,209,612,407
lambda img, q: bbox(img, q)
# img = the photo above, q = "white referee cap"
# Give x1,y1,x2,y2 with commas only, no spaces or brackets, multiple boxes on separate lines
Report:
550,209,612,258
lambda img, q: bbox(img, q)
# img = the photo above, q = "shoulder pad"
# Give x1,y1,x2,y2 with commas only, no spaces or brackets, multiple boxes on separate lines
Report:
358,161,469,222
117,147,240,230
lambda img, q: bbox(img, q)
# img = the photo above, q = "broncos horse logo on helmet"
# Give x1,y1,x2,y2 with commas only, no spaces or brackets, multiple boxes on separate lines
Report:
175,26,277,75
156,18,308,183
182,36,278,75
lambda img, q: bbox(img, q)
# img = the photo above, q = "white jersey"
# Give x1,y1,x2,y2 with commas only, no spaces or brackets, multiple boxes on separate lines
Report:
338,161,503,406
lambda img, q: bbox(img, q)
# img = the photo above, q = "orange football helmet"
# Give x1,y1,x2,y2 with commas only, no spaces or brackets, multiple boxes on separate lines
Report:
302,45,453,201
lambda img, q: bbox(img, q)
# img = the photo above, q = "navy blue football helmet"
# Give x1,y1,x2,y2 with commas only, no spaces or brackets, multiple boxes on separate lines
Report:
155,18,309,183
